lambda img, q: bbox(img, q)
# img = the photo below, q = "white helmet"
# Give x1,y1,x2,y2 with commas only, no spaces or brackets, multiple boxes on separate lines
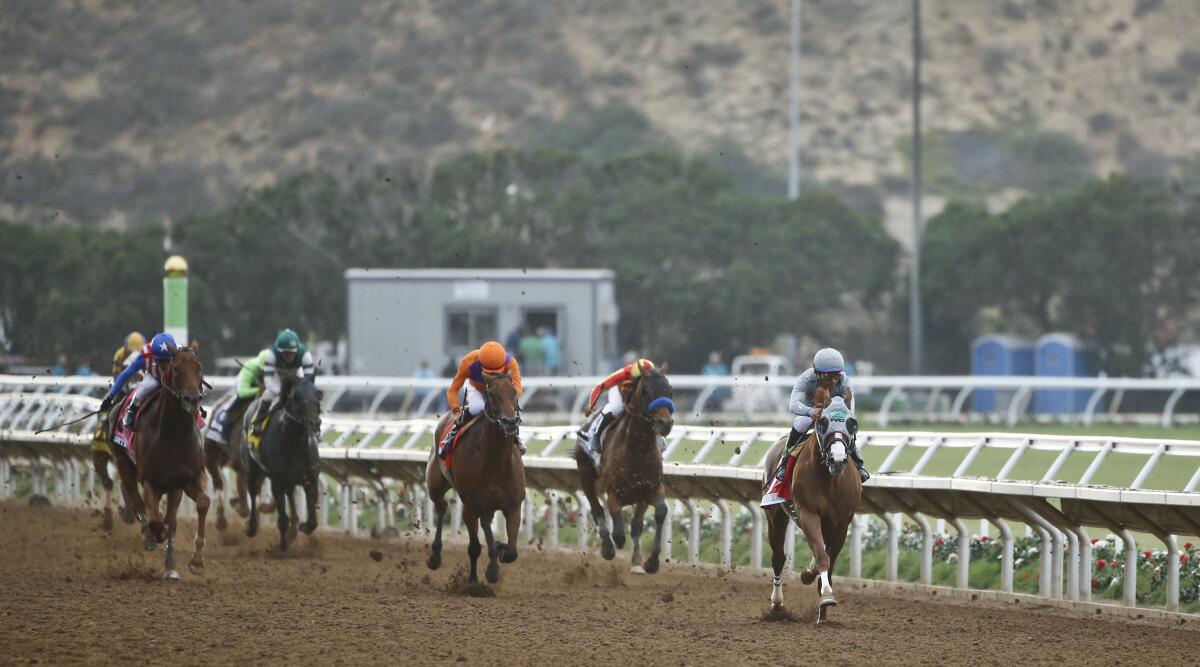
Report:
813,348,845,373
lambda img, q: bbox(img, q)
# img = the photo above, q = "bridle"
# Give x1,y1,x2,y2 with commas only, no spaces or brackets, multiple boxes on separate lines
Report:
281,378,322,435
482,372,521,436
159,349,208,414
627,373,676,433
814,406,856,474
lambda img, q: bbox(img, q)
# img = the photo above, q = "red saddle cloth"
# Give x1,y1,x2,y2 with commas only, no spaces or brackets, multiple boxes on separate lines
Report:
436,413,481,473
112,392,206,460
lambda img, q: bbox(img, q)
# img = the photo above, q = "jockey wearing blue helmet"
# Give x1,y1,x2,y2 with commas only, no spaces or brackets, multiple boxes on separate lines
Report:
101,332,178,428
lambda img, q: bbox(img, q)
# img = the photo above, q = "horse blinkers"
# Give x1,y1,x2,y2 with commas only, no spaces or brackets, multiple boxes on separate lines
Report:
816,417,850,476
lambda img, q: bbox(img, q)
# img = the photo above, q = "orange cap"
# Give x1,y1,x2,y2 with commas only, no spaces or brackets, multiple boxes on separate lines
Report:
479,341,508,372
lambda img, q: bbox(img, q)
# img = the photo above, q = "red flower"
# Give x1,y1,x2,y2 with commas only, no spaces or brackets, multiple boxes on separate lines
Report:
1090,537,1099,545
1023,572,1030,580
1096,559,1106,570
1185,542,1193,550
1143,550,1153,560
1183,554,1190,565
1091,577,1100,589
980,536,989,542
935,537,944,546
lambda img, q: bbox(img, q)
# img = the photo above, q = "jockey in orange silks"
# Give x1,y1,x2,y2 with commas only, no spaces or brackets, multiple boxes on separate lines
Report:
439,341,523,458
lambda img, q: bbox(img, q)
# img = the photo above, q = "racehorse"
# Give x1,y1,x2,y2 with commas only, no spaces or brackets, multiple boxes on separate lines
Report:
762,388,861,623
425,372,525,585
574,365,674,574
202,393,254,530
90,416,133,527
243,375,323,551
107,346,211,580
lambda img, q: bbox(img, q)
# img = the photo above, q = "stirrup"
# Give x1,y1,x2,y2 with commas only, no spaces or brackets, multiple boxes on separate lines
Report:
781,500,800,527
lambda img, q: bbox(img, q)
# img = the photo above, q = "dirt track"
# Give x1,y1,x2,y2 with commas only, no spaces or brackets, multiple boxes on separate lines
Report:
1,502,1197,665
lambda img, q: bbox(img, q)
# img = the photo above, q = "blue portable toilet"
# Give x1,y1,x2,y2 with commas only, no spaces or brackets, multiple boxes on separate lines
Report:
1034,333,1090,414
971,335,1034,412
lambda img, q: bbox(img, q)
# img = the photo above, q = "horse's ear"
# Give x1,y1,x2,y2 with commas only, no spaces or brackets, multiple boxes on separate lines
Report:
818,416,830,432
847,417,859,436
316,388,325,401
658,361,668,373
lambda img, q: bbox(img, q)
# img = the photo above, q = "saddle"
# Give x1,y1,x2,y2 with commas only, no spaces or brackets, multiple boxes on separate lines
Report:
435,412,483,483
244,400,279,457
111,392,153,460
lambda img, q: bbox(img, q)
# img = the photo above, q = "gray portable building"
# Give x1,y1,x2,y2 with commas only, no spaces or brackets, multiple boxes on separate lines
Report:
345,268,619,377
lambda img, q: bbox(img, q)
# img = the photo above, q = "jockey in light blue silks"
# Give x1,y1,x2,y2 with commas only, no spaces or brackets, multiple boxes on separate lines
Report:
761,348,869,508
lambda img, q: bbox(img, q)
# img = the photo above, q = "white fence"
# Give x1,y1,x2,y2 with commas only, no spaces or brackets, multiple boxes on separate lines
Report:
4,373,1200,427
2,390,1199,613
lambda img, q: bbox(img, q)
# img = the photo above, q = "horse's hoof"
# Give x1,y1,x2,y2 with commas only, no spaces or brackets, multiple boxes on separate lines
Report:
119,507,135,525
600,540,616,561
630,565,646,575
300,522,317,536
644,555,660,574
613,534,626,549
102,507,114,531
163,570,181,581
187,561,204,576
485,561,500,584
800,569,816,586
245,523,258,538
216,515,228,532
287,527,298,543
427,553,442,570
497,543,517,564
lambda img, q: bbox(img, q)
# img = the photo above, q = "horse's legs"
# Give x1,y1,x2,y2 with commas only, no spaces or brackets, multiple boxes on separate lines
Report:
584,485,614,560
644,492,669,575
162,489,183,580
497,503,520,565
206,447,228,532
765,506,789,609
797,510,837,622
426,479,449,570
606,492,626,550
286,491,299,542
184,476,210,575
300,474,319,535
142,481,167,548
245,463,263,538
464,511,482,584
273,480,291,552
629,501,648,573
824,517,852,590
92,451,114,530
232,460,250,518
480,512,500,584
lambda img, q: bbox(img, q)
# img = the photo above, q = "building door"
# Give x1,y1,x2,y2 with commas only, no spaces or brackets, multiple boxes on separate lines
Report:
445,307,499,361
520,307,562,375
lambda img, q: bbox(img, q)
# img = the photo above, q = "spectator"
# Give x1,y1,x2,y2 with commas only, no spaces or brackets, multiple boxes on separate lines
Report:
539,327,561,376
505,325,526,363
50,353,68,376
700,350,731,409
74,363,96,376
520,329,544,375
412,359,435,401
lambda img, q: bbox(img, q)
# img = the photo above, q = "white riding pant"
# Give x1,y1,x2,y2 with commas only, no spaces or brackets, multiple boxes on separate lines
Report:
791,414,813,433
464,383,486,416
600,386,625,418
132,375,159,404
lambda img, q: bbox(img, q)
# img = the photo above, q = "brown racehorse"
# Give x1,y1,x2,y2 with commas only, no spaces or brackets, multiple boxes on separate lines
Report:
203,393,254,530
574,365,675,574
425,372,525,586
763,388,861,623
108,347,211,580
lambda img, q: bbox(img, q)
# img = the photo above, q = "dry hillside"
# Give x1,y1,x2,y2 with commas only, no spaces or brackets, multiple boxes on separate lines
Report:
3,0,1199,226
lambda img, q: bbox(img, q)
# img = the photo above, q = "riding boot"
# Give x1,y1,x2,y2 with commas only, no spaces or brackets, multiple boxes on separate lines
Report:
785,425,804,451
851,448,870,483
578,411,616,466
122,402,140,429
250,401,271,439
438,409,470,460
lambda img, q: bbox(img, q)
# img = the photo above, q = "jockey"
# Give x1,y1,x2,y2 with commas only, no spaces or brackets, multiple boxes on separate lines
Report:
576,358,656,461
761,348,869,507
99,332,177,429
247,329,315,440
111,331,146,377
439,341,523,459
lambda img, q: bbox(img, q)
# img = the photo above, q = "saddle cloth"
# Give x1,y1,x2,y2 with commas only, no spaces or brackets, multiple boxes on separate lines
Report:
436,413,483,482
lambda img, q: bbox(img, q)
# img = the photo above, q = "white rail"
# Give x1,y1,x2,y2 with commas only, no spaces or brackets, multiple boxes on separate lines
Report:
3,373,1200,426
2,392,1198,613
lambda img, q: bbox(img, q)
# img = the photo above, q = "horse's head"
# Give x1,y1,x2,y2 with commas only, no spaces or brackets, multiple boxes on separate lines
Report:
482,372,521,438
632,364,675,437
162,347,206,415
814,396,857,477
284,375,323,434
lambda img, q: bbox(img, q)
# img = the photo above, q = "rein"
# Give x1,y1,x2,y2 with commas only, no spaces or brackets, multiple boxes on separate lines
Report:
481,373,521,432
158,350,208,413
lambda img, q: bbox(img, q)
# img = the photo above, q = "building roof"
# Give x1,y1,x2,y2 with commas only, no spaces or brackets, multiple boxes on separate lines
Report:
345,268,615,282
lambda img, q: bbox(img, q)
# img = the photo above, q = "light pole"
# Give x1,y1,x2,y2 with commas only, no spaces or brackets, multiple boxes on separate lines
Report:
164,255,188,344
787,0,801,200
909,0,923,374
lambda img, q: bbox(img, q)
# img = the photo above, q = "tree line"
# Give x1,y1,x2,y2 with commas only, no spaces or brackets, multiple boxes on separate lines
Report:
2,148,1195,376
